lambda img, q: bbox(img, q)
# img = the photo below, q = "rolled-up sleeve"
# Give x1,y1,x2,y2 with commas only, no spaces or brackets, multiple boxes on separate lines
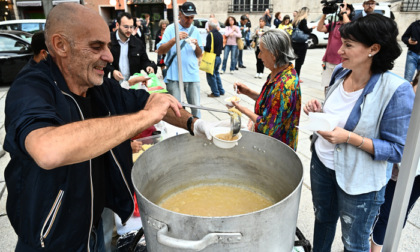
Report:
373,83,415,162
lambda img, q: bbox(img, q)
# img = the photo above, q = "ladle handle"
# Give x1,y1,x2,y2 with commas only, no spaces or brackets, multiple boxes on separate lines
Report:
181,102,231,115
156,223,242,251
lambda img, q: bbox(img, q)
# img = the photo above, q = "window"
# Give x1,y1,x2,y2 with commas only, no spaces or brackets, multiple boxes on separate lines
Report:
401,0,420,12
229,0,271,13
0,35,29,52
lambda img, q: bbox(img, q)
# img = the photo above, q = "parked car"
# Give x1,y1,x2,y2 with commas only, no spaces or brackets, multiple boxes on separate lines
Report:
0,19,46,34
194,18,226,46
306,2,391,49
0,30,33,86
307,13,339,49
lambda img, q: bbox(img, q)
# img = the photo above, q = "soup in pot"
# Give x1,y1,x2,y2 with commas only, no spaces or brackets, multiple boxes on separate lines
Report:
158,184,274,217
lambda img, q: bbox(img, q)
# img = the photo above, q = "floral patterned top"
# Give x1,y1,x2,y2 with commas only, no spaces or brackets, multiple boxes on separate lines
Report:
254,63,301,151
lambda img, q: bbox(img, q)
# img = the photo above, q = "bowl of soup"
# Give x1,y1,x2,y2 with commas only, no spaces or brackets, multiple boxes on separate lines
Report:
210,127,242,149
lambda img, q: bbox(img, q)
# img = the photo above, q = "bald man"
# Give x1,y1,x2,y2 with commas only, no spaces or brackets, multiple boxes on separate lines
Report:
4,3,213,251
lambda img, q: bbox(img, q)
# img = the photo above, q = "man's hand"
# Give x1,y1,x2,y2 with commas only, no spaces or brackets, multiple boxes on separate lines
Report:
143,93,182,124
317,127,348,144
113,70,124,81
146,66,155,74
409,38,418,45
128,76,150,86
131,140,143,153
179,31,189,40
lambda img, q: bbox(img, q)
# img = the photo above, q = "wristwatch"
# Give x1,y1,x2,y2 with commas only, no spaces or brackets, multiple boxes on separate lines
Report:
187,116,198,136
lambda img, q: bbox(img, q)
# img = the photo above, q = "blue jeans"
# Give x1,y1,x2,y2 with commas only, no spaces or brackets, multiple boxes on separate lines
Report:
310,151,385,252
404,50,420,82
236,48,243,67
166,80,201,118
206,56,224,96
222,45,238,72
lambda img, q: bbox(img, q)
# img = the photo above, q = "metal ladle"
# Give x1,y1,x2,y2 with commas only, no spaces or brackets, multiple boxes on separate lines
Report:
181,103,241,136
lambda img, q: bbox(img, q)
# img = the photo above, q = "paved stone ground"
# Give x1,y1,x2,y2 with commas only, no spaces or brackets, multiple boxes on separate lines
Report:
0,44,419,251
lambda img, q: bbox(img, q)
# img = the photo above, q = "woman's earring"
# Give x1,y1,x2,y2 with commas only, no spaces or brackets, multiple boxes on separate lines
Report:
368,54,372,58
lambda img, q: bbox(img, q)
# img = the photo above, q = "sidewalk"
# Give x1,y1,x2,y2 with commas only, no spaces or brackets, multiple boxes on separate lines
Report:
0,45,419,251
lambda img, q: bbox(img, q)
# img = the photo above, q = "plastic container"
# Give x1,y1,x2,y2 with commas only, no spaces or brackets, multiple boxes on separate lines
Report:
210,127,242,149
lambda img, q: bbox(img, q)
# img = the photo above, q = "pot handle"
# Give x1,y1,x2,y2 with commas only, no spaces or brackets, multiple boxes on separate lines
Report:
150,218,242,251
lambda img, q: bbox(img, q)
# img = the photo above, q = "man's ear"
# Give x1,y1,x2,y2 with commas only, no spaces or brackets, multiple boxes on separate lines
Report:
51,34,70,57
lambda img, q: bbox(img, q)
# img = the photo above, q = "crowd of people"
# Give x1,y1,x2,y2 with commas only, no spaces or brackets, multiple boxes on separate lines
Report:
3,1,420,252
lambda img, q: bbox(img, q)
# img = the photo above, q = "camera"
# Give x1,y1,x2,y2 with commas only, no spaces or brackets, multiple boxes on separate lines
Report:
321,0,344,14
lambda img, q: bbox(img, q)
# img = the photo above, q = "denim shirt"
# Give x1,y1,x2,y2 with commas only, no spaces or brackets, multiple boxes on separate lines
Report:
313,64,415,195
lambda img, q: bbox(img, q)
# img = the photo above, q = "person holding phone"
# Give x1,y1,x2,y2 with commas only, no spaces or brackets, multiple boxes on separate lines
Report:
402,20,420,82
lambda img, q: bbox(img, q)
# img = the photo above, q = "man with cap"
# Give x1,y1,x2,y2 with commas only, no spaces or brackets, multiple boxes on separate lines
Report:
157,2,203,118
354,0,376,20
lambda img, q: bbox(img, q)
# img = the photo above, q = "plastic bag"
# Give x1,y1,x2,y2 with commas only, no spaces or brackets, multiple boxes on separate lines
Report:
130,73,167,93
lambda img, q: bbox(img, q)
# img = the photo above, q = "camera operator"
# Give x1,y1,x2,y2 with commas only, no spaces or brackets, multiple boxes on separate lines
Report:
317,1,353,92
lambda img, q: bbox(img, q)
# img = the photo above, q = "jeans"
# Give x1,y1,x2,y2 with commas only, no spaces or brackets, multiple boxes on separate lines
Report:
222,45,238,71
236,48,243,67
310,151,385,252
206,56,224,96
371,174,420,245
404,50,420,82
90,219,106,252
166,80,201,118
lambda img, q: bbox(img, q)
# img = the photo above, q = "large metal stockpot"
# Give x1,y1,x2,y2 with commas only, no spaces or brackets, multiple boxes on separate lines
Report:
132,131,303,252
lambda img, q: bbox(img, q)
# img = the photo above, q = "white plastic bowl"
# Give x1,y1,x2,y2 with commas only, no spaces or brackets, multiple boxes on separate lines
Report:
224,96,241,107
210,127,242,149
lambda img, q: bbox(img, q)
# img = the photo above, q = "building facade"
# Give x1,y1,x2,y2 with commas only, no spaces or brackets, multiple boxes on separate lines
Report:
3,0,420,40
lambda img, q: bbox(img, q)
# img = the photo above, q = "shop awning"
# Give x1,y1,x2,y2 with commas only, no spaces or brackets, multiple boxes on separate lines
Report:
16,0,42,7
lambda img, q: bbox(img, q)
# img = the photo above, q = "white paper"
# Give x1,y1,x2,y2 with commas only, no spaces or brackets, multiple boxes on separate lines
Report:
297,112,340,132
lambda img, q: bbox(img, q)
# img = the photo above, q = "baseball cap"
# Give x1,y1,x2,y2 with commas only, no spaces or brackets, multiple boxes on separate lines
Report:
180,2,197,16
364,0,376,3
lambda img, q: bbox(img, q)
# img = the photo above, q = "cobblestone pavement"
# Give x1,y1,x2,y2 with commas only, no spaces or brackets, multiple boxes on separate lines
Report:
0,44,418,251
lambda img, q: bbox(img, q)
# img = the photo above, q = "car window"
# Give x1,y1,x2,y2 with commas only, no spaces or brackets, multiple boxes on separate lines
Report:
193,20,207,29
219,21,225,28
21,23,41,33
0,35,28,52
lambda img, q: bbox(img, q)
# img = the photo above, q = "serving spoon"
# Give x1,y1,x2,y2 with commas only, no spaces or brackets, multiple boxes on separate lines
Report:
181,102,241,136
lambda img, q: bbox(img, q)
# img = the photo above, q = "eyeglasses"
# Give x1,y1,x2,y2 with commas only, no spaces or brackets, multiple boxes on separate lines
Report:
122,25,134,29
365,3,375,6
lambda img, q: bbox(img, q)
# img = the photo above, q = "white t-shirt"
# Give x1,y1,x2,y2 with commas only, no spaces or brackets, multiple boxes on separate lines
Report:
315,80,363,170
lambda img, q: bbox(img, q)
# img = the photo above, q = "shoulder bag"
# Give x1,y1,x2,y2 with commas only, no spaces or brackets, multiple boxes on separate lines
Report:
291,22,309,43
199,32,216,75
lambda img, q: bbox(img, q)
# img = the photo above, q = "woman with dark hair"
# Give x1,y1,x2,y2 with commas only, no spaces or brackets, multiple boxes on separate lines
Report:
155,19,169,78
304,14,415,251
232,29,301,150
291,7,314,81
278,15,292,35
273,12,282,27
221,16,241,74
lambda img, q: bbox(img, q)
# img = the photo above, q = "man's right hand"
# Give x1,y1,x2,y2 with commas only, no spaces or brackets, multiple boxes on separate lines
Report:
142,93,182,124
179,31,189,40
113,70,124,81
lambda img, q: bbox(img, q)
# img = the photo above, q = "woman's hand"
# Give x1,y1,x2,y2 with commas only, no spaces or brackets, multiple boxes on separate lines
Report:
303,99,322,115
234,82,249,96
317,127,349,144
131,140,143,153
